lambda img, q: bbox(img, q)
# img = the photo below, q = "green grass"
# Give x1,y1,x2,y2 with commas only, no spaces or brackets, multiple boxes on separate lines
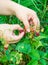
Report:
0,0,48,65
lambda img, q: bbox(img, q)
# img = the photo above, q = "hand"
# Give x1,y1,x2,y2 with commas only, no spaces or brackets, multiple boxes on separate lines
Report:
13,3,40,32
0,24,24,48
0,0,40,32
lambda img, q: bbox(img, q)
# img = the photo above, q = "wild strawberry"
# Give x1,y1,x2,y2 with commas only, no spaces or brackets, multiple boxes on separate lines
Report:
41,28,44,32
20,30,24,33
4,47,8,50
30,27,34,32
36,32,40,36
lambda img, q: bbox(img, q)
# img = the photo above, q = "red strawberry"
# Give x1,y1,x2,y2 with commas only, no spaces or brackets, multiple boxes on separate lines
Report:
4,47,8,50
20,30,24,33
36,32,40,36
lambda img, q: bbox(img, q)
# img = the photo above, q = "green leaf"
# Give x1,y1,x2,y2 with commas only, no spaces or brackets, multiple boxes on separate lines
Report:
27,60,38,65
32,40,43,49
36,41,43,49
9,64,15,65
39,50,47,58
5,50,10,61
10,51,22,64
16,42,31,54
40,59,47,65
29,49,40,60
1,55,7,63
35,35,48,41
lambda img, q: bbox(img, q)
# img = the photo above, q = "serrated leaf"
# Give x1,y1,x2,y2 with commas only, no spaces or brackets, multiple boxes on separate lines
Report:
10,51,22,64
40,59,47,65
16,42,31,54
29,49,40,60
27,60,38,65
1,55,7,63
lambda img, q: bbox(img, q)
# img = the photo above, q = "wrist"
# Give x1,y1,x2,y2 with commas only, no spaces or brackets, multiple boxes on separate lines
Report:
7,1,18,15
8,1,21,15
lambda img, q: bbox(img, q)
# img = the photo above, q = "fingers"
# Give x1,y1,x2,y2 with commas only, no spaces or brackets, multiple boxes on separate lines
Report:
33,16,40,31
3,24,24,44
22,17,30,32
12,31,24,41
8,39,20,44
10,24,23,31
28,12,40,32
8,31,24,44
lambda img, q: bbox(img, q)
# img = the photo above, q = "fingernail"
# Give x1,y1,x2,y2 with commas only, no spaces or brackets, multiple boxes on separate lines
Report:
27,29,30,32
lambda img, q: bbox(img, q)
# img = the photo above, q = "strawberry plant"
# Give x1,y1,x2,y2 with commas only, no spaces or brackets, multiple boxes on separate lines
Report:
0,0,48,65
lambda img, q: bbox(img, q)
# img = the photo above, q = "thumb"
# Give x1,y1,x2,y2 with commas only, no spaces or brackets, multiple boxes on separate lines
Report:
9,31,24,43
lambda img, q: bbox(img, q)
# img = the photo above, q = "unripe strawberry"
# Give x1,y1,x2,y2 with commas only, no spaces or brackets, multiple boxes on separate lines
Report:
30,27,34,32
41,28,44,32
